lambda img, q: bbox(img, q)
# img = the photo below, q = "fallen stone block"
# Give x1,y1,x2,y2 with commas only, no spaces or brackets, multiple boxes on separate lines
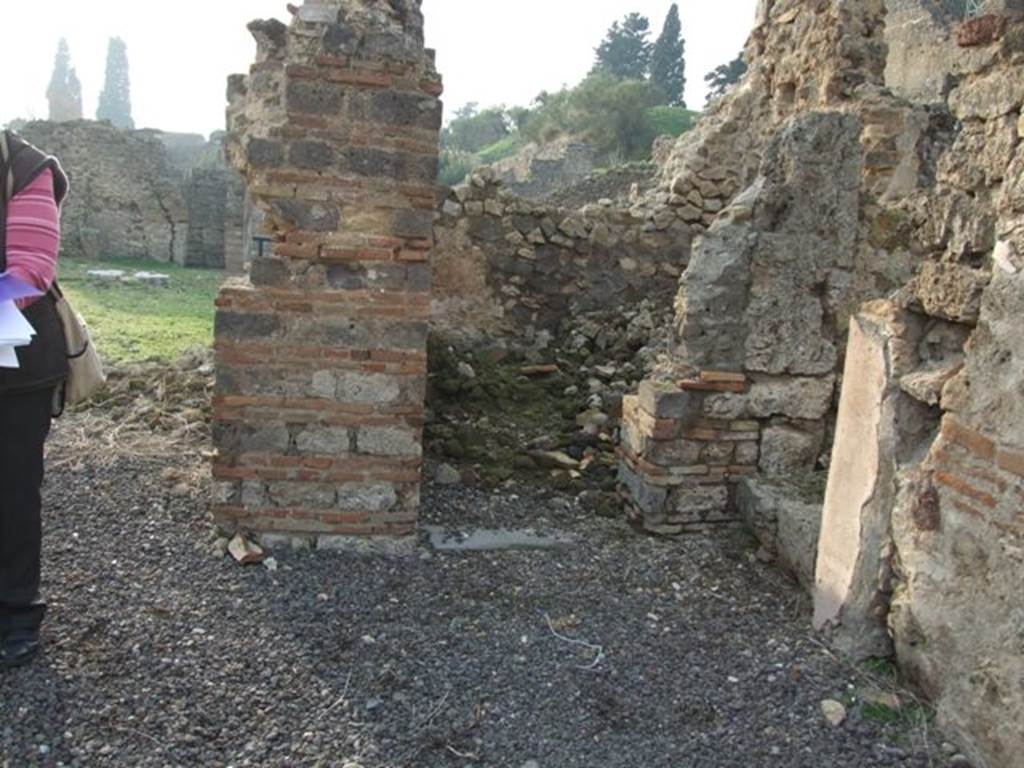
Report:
86,269,126,283
227,533,265,565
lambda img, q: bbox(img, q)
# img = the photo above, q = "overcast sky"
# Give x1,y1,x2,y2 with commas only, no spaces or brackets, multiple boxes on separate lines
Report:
2,0,756,137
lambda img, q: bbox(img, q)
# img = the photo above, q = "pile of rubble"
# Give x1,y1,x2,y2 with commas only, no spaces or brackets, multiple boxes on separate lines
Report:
425,299,674,513
74,347,214,450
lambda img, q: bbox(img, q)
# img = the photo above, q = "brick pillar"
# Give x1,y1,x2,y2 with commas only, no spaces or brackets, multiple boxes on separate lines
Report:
618,377,759,534
211,0,442,549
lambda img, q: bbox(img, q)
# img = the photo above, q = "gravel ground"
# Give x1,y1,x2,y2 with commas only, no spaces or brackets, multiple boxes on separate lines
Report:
1,416,955,768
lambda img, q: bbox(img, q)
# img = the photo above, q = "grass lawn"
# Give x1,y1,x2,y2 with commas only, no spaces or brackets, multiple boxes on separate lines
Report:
57,257,225,364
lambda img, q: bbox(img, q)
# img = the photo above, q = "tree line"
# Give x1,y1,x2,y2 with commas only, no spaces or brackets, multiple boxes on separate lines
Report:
44,37,134,130
439,4,748,186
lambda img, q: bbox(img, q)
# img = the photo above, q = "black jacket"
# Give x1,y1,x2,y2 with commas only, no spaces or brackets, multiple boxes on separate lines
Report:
0,130,70,396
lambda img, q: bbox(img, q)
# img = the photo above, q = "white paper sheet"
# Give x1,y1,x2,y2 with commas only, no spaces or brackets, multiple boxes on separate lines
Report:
0,300,36,369
0,345,19,369
0,300,35,345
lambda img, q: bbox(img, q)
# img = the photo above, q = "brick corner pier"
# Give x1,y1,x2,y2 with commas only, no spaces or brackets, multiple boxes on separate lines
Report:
211,0,442,549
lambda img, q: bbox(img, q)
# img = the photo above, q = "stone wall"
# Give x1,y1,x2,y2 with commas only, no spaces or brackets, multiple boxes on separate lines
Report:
184,169,246,269
815,16,1024,767
18,120,246,269
655,0,892,227
619,111,885,533
489,137,596,199
157,131,210,175
431,168,690,342
619,0,910,532
885,0,959,103
613,3,1022,765
20,120,189,263
212,0,442,548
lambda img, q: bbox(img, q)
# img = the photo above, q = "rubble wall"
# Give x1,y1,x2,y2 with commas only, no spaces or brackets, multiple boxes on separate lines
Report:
619,0,909,532
19,120,189,263
184,169,246,269
212,0,442,546
884,0,959,103
19,120,246,269
431,170,691,341
488,138,597,199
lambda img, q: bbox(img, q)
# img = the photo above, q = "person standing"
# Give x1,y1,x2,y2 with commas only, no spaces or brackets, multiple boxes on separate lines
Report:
0,129,69,669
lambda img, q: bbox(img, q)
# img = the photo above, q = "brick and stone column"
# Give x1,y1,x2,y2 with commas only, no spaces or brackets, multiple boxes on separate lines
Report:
211,0,442,549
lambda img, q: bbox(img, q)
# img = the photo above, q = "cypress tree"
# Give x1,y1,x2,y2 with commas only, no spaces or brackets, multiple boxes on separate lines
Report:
46,39,84,122
97,37,135,130
650,3,686,107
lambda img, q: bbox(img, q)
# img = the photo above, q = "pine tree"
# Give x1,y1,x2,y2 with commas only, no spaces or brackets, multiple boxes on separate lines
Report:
97,37,135,130
650,3,686,107
46,39,84,122
592,13,653,81
705,53,748,99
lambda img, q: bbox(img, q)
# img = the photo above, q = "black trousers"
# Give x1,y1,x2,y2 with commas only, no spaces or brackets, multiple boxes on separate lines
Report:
0,388,52,633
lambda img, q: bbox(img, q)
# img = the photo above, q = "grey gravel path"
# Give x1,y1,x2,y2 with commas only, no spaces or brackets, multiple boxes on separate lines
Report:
1,417,953,768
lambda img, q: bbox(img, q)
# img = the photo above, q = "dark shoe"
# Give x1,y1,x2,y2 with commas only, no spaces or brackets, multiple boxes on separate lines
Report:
0,628,41,669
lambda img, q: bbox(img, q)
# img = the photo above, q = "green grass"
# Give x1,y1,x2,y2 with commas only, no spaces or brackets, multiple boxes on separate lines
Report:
645,106,700,138
476,134,525,165
58,257,224,364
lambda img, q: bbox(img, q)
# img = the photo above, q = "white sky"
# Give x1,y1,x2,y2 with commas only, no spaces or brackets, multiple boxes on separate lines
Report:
2,1,756,137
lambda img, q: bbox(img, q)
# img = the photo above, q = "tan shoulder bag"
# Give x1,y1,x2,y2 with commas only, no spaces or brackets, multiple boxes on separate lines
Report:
49,281,106,407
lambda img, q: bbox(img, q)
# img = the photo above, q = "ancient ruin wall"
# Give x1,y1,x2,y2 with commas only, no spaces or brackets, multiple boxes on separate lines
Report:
655,0,890,228
884,0,959,102
619,0,908,532
488,138,597,199
814,17,1024,766
18,120,245,269
184,169,246,269
212,0,442,546
19,120,189,263
620,6,1024,762
432,169,690,341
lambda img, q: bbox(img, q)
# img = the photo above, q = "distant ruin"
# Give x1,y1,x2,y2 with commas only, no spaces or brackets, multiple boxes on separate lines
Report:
18,120,245,270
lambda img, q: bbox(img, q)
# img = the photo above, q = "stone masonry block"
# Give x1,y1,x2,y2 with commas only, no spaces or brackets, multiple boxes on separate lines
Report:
638,379,699,420
759,425,822,475
337,483,399,513
667,483,730,518
336,372,402,405
296,426,351,456
247,139,285,168
618,460,668,518
290,140,337,170
286,79,346,115
357,426,422,457
269,481,338,510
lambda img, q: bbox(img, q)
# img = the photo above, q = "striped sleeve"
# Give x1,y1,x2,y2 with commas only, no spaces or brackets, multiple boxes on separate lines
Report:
6,168,60,300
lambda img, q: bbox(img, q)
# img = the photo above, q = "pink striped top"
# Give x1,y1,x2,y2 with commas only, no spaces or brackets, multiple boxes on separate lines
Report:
6,168,60,306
